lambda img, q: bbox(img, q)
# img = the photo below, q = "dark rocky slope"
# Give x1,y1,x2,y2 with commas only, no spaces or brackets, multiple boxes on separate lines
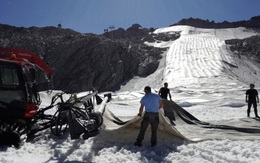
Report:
226,35,260,62
172,15,260,29
0,24,178,92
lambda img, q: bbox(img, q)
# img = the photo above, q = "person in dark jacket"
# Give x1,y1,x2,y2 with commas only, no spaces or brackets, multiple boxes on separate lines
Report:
158,82,175,125
246,84,259,117
158,82,172,101
135,86,163,147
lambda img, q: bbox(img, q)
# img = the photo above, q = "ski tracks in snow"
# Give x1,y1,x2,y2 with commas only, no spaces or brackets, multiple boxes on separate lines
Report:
164,33,232,88
161,31,256,105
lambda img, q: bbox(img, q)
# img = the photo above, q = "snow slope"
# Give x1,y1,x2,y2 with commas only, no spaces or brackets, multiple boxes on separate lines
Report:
1,26,260,163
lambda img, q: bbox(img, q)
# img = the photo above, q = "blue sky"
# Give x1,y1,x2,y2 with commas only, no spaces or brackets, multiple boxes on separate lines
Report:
0,0,260,34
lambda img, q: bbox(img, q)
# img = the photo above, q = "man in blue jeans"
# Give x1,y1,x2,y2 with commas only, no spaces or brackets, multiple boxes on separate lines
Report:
135,86,163,147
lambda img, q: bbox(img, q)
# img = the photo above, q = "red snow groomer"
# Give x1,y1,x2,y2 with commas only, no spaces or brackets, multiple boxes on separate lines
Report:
0,48,53,119
0,48,104,148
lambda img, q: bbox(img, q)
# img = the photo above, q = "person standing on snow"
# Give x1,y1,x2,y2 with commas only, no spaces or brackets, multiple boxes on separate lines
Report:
246,84,259,118
135,86,164,147
159,82,175,125
158,82,172,101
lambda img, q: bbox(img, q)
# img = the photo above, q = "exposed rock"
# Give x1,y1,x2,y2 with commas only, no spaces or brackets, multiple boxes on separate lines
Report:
103,24,180,43
172,15,260,29
226,35,260,62
103,23,151,40
0,24,166,92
